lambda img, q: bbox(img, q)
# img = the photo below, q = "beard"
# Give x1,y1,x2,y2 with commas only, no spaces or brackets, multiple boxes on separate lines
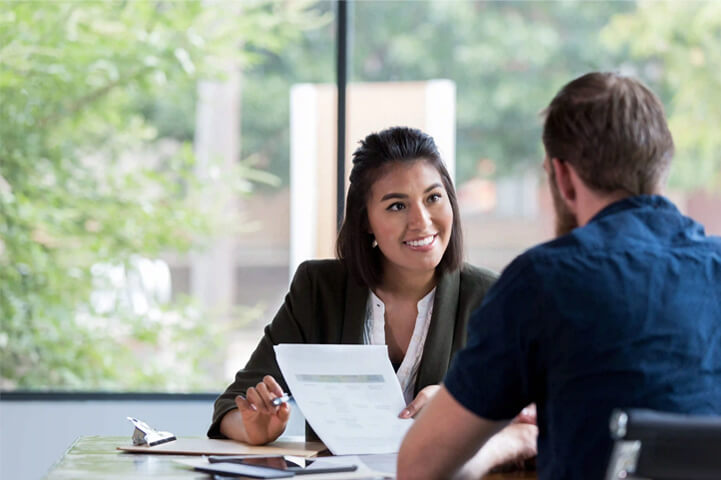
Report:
548,169,578,237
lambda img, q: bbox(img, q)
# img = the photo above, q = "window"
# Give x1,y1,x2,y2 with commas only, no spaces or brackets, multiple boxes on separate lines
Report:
349,0,721,272
1,1,335,392
2,0,719,393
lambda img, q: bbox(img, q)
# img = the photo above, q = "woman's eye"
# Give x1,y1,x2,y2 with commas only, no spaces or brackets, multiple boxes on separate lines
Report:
427,193,442,203
387,202,406,211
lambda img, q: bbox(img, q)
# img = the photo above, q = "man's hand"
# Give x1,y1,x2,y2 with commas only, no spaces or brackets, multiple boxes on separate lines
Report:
470,422,538,475
459,405,537,476
398,388,538,480
512,403,537,425
219,375,291,445
399,385,440,419
398,387,506,480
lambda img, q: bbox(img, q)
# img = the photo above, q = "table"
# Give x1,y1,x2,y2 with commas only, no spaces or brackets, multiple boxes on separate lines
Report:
46,436,537,479
46,437,200,480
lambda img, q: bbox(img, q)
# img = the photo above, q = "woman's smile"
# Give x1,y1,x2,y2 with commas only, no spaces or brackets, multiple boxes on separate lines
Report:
403,234,438,251
366,160,453,278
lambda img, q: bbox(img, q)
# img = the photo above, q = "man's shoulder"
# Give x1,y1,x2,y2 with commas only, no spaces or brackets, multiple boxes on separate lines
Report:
474,250,543,305
514,195,721,275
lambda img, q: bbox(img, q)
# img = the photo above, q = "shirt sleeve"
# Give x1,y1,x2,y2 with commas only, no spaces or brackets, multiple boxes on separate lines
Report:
444,255,540,421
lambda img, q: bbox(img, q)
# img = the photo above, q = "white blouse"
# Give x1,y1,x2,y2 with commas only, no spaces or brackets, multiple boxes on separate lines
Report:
362,288,436,404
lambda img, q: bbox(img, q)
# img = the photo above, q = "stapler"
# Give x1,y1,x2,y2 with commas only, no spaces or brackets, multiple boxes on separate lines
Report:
127,416,176,447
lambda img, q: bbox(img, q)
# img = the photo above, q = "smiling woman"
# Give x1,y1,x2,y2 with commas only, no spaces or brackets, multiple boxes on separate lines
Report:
366,161,453,287
338,128,462,372
337,127,463,291
208,126,539,473
209,127,494,441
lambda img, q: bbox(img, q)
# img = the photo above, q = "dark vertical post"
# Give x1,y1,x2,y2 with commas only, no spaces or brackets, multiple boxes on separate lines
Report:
336,0,350,232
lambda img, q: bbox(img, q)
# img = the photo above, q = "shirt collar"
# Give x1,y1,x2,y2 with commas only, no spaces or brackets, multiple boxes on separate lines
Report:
369,287,436,314
588,194,677,225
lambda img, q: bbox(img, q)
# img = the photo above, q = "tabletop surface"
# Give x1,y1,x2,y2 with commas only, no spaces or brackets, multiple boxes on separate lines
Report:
45,436,537,479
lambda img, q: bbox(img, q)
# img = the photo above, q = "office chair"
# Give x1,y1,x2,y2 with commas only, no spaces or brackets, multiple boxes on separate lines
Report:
605,408,721,480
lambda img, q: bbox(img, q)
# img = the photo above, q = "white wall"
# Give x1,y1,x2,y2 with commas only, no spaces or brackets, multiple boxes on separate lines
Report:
0,397,305,480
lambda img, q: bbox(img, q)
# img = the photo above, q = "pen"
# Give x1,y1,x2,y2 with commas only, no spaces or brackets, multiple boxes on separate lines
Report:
271,393,292,407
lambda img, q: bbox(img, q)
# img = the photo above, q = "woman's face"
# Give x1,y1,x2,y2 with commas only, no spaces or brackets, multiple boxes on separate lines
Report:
366,159,454,280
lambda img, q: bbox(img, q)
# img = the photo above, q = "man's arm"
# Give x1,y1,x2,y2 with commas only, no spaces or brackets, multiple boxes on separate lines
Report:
397,386,506,480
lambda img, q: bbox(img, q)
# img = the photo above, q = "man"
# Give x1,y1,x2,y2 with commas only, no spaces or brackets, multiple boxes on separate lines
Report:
397,72,721,480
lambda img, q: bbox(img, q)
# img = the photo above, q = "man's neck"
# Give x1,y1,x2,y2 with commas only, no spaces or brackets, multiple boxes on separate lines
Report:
576,189,632,227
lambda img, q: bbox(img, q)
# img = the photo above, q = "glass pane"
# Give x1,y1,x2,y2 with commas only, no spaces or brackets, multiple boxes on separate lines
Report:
1,1,335,392
350,0,721,274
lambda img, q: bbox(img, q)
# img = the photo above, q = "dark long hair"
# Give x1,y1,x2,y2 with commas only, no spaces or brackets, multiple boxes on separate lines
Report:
336,126,463,288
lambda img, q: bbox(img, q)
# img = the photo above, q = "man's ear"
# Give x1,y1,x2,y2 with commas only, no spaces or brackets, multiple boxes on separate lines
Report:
551,157,577,207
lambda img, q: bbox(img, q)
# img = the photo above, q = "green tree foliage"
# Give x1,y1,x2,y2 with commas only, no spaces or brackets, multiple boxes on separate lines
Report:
228,1,637,186
0,1,319,390
238,0,718,190
349,0,720,188
231,2,334,188
2,0,717,392
350,0,635,181
601,0,721,189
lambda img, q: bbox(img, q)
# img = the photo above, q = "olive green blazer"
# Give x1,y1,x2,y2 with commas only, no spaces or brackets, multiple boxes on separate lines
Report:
208,259,497,439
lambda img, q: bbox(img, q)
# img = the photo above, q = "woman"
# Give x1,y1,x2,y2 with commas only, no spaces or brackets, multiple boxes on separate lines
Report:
208,128,531,467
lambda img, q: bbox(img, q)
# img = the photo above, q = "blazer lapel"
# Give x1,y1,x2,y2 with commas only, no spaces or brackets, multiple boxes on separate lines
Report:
341,273,368,344
415,269,460,393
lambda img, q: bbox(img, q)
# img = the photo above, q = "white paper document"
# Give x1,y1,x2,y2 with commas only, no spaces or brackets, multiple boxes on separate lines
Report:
274,344,413,455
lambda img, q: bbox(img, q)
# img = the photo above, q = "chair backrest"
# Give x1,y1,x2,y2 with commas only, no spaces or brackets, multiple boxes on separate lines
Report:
605,409,721,480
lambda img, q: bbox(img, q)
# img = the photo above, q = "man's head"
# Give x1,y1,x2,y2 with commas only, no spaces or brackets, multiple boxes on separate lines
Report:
542,72,675,235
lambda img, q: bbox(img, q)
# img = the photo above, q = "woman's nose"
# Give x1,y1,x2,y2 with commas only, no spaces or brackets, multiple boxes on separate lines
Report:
408,204,431,229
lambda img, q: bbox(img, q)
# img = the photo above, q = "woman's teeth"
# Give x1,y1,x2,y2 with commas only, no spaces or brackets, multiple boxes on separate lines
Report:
405,235,434,247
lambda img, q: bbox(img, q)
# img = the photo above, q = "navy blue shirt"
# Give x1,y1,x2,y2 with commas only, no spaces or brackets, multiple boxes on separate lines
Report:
445,195,721,480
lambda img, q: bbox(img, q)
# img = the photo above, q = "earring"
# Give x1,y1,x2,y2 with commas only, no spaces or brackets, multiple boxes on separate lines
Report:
371,238,378,248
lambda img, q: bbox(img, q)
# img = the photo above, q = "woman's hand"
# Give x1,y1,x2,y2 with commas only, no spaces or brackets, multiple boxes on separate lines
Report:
399,385,440,419
220,375,291,445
